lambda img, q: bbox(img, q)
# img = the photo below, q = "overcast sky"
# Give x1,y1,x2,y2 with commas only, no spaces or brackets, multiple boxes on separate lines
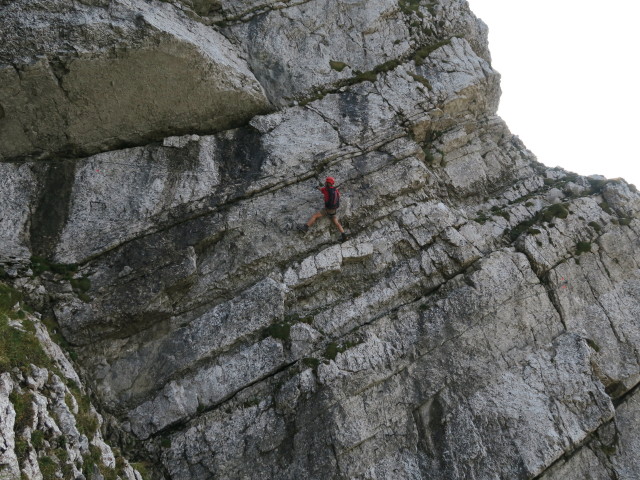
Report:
466,0,640,187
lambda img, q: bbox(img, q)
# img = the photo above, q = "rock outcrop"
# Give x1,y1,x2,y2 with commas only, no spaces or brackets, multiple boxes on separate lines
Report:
2,0,640,479
0,0,271,161
0,293,144,480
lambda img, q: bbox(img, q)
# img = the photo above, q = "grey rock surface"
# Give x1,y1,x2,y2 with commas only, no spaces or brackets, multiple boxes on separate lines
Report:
0,313,143,480
0,0,271,161
1,0,640,479
541,386,640,480
0,374,20,480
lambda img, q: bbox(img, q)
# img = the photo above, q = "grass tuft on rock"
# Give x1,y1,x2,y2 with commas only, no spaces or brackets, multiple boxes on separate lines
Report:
576,241,592,255
588,221,602,232
414,39,452,66
0,313,53,372
408,72,432,89
399,0,422,15
0,283,22,312
541,203,569,222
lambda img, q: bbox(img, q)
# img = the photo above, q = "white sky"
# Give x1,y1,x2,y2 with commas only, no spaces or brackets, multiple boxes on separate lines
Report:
467,0,640,186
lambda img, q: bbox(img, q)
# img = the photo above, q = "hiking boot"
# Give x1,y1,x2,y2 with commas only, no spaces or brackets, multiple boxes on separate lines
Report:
340,232,348,242
297,224,309,233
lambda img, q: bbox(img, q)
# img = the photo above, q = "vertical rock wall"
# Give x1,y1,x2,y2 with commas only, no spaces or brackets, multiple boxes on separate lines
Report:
2,0,640,479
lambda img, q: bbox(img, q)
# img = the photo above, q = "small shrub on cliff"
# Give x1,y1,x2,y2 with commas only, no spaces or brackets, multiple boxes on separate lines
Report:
10,390,35,433
541,203,569,222
38,456,58,478
264,321,291,341
576,241,592,255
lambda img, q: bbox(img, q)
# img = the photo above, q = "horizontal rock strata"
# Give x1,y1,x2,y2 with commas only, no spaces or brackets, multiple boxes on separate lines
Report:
1,0,639,479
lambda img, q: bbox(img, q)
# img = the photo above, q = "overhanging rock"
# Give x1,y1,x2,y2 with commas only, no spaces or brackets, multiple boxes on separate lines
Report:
0,0,272,161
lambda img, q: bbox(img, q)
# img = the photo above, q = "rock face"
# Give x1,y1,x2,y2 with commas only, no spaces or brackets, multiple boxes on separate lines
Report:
0,306,143,480
2,0,640,479
0,0,271,161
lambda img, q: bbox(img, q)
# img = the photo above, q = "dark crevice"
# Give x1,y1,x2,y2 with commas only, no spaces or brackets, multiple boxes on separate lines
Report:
29,159,77,259
612,377,640,408
514,235,568,331
531,382,640,480
142,354,299,440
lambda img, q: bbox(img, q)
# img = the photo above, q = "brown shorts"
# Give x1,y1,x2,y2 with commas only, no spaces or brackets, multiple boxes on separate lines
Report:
322,208,338,217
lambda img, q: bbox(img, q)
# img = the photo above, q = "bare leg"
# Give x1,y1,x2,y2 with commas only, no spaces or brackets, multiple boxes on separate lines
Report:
307,211,324,227
330,216,345,233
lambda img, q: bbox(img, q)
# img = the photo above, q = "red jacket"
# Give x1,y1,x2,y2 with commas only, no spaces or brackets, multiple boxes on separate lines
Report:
320,186,340,208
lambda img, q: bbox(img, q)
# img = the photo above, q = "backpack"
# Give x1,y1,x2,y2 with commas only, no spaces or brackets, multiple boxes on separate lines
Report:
325,186,340,209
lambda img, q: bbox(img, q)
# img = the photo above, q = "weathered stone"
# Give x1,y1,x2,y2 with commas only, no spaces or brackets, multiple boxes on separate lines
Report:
541,387,640,480
0,0,271,161
0,163,38,263
0,315,144,480
0,374,20,480
2,0,640,479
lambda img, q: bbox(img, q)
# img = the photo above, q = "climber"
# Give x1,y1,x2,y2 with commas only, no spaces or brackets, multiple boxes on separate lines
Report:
298,176,348,242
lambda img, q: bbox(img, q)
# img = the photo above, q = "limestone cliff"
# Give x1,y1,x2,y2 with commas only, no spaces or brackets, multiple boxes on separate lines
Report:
1,0,640,479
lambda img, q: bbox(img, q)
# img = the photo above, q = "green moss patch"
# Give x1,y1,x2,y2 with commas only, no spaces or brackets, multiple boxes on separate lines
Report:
490,206,511,221
329,60,348,72
408,72,432,89
414,39,452,66
264,321,292,342
31,430,46,449
302,357,321,370
541,203,569,222
82,444,104,479
323,340,362,361
588,177,608,194
264,314,315,342
352,70,378,83
30,256,78,280
66,383,99,438
599,202,614,215
38,455,59,478
70,277,91,293
474,211,490,225
10,390,35,433
399,0,422,15
505,203,572,242
70,276,92,303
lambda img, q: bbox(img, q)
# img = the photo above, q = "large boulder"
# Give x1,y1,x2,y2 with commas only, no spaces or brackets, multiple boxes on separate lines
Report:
0,0,271,161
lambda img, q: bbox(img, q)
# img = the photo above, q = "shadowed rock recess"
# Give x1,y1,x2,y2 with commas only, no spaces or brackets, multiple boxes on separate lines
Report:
1,0,640,479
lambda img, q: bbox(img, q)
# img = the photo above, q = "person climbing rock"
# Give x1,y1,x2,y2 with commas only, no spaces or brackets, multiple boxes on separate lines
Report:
298,176,348,242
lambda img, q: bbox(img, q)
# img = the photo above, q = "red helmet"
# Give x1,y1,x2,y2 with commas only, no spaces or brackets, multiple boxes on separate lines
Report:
325,176,335,185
